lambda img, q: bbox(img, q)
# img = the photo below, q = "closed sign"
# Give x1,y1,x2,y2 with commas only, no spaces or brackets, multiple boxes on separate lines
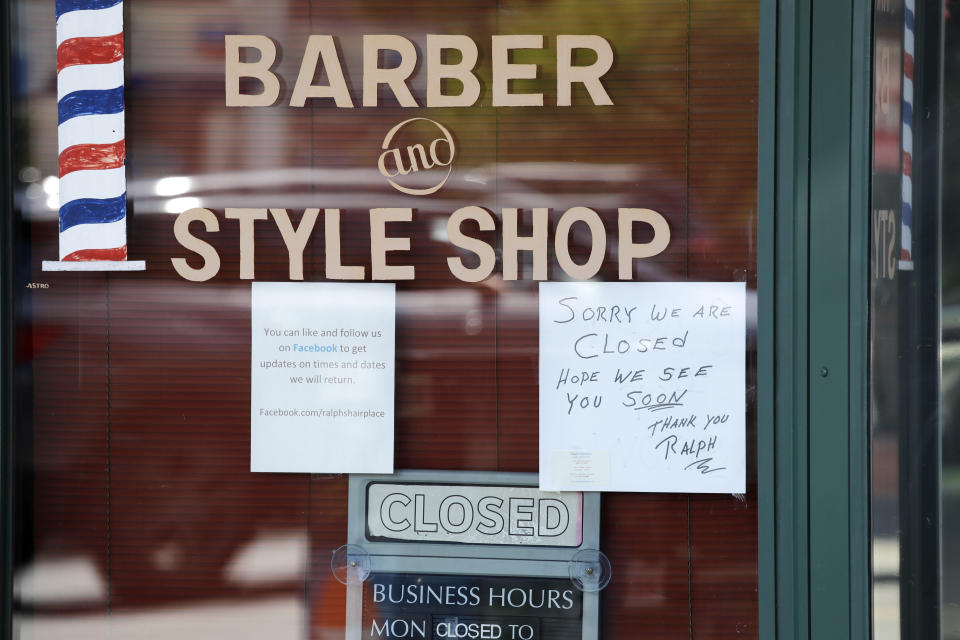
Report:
365,482,583,547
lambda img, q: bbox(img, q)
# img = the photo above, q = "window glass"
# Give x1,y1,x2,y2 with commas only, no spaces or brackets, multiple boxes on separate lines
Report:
9,1,759,637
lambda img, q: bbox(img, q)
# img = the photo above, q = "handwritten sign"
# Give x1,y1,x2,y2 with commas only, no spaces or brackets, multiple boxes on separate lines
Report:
250,282,395,473
538,282,745,493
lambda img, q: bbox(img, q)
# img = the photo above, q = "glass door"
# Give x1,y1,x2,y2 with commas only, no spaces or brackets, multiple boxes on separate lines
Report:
5,0,762,638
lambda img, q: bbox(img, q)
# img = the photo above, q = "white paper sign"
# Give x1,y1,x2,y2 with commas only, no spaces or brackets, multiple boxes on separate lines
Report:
539,282,746,493
251,282,395,473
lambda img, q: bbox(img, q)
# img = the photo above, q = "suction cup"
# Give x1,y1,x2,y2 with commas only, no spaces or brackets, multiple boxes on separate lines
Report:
331,544,371,585
568,548,612,592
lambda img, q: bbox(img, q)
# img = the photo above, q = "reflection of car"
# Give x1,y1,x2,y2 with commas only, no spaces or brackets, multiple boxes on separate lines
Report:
943,305,960,464
15,164,756,611
25,161,731,282
943,305,960,635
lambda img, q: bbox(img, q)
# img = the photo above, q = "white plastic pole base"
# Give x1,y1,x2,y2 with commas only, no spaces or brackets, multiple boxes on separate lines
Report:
42,260,146,271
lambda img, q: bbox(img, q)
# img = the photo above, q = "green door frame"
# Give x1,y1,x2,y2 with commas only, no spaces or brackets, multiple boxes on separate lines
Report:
0,0,877,638
758,0,873,638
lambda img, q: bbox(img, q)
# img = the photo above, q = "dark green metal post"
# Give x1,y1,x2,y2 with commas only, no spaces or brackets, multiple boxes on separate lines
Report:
759,0,872,637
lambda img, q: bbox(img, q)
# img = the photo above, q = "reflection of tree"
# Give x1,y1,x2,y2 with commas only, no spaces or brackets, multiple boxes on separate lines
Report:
425,0,760,269
436,0,694,153
417,0,758,147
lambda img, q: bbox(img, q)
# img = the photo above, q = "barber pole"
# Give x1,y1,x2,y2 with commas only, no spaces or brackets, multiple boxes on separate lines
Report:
42,0,145,271
899,0,915,271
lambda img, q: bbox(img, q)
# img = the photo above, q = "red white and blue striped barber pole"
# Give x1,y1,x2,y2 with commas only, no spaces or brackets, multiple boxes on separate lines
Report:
42,0,145,271
899,0,915,271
